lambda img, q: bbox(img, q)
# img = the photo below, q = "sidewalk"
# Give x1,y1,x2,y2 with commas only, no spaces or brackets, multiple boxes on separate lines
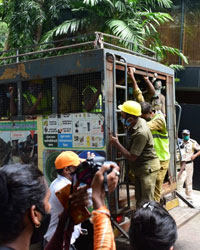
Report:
116,189,200,250
174,212,200,250
172,189,200,250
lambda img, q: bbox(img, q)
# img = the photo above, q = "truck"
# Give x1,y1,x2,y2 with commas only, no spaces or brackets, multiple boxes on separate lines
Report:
0,32,178,237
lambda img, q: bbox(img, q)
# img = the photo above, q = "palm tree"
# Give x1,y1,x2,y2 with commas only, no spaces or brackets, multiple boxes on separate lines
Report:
0,0,188,66
41,0,187,66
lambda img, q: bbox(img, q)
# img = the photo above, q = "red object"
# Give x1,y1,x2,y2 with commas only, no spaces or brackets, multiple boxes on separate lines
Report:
115,215,123,224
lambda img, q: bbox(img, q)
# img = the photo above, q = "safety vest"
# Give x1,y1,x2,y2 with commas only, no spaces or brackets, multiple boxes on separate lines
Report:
82,85,102,112
151,113,170,161
23,91,51,115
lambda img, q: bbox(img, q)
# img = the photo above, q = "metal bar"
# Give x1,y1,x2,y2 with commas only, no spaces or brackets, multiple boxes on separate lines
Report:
117,133,127,137
115,84,127,89
0,41,94,61
175,191,195,208
110,53,119,212
115,109,122,113
103,42,157,61
115,60,127,66
17,80,22,116
179,0,185,65
16,49,19,63
52,77,57,114
111,217,130,240
175,102,182,133
97,31,156,55
0,33,96,55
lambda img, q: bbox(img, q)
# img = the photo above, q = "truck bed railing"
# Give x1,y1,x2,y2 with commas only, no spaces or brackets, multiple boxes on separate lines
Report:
0,32,157,65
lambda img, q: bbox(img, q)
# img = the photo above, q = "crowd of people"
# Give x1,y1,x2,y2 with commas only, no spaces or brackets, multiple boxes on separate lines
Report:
0,152,177,250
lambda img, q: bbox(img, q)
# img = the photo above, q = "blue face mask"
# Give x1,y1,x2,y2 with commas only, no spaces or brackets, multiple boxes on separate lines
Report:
120,117,131,127
183,135,189,141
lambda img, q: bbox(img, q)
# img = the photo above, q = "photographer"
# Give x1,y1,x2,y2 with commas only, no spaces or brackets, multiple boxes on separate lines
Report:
44,150,120,250
44,151,83,249
0,161,119,250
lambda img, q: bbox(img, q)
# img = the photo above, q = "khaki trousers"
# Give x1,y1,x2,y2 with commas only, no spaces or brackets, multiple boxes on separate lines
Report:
177,162,193,199
134,170,159,207
154,160,170,202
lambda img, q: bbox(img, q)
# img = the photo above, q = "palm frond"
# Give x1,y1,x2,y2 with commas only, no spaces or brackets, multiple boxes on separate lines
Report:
169,64,185,71
83,0,100,6
141,0,172,8
115,1,126,12
156,0,172,8
161,45,188,64
107,19,145,49
55,18,87,36
41,27,57,43
139,11,173,24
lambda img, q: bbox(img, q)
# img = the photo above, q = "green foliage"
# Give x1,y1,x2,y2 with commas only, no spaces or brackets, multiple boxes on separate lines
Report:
0,0,187,69
170,65,184,71
0,21,8,50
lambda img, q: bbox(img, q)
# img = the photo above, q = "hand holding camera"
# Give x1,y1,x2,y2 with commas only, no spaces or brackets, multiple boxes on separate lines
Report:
56,156,119,223
91,163,120,210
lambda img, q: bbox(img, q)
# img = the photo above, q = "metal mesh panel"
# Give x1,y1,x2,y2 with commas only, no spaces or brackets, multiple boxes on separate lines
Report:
22,78,52,115
57,72,102,114
116,69,126,107
0,83,17,118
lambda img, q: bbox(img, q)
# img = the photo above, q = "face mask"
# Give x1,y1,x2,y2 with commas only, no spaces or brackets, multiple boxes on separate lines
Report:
120,117,131,127
183,135,189,141
30,209,51,244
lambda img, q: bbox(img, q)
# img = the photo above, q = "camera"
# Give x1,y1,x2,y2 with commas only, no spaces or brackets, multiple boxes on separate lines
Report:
74,156,116,185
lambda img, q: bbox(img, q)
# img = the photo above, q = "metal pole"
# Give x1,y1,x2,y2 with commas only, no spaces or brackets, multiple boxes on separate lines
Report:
179,0,185,65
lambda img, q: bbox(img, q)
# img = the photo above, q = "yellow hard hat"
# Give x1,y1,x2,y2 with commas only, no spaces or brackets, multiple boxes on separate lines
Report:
118,100,141,116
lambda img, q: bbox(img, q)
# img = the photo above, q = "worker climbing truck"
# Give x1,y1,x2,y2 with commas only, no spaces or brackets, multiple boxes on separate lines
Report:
0,32,177,236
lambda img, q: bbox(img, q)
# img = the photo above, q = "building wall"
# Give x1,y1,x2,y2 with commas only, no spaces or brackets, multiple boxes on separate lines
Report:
158,1,200,190
158,0,200,66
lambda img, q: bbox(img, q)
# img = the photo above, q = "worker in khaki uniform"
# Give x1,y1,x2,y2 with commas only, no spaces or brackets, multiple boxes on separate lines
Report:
110,100,160,207
140,102,170,202
177,129,200,201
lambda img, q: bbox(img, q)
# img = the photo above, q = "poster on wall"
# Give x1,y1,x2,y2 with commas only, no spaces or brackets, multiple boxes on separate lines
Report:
43,113,104,148
0,121,37,166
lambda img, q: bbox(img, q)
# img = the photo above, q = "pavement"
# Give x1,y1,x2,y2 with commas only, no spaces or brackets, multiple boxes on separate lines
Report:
174,212,200,250
173,189,200,250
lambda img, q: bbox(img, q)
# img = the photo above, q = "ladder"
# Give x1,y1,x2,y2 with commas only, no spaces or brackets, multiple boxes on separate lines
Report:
107,52,131,212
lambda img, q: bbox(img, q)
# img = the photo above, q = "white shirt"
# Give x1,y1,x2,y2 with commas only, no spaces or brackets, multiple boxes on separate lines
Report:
44,174,81,244
180,138,200,162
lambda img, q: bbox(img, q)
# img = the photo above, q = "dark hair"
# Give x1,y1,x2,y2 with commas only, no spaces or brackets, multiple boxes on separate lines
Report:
140,102,152,114
0,164,47,244
57,168,64,175
129,201,177,250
